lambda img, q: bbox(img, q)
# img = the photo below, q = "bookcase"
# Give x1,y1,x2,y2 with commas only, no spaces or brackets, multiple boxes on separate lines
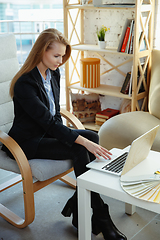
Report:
63,0,155,131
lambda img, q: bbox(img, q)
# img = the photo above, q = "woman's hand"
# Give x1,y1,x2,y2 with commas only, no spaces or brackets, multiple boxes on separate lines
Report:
75,135,112,160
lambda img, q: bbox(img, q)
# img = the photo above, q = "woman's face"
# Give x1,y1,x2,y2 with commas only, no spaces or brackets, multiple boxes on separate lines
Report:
42,42,66,71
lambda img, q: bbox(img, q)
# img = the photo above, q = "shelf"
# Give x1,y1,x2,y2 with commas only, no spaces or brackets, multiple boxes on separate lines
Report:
72,44,133,57
66,3,150,11
66,4,136,10
83,122,101,132
70,121,101,132
68,83,132,99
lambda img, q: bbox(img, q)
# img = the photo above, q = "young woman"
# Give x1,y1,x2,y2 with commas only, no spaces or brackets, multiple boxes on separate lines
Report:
3,28,127,240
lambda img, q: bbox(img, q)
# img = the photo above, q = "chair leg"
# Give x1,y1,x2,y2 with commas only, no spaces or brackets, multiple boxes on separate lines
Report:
0,131,35,228
0,168,75,228
0,203,34,228
0,175,35,228
60,175,76,189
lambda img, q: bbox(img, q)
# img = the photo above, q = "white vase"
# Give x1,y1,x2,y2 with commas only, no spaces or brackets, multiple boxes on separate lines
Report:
98,41,106,49
81,0,87,4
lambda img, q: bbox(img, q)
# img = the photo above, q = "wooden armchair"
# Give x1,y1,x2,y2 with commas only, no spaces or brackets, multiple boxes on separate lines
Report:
0,34,85,228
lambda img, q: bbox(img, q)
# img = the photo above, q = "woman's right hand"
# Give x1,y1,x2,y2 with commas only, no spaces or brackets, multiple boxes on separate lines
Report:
75,135,112,160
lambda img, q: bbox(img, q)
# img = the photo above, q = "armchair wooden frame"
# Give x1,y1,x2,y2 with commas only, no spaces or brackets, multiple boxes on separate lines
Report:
0,108,85,228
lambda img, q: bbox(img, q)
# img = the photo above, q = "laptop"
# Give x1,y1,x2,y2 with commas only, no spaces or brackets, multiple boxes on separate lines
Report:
87,125,159,177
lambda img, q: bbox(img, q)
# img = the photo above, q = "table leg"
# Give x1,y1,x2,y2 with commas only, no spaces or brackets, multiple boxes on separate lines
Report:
125,203,136,215
78,186,91,240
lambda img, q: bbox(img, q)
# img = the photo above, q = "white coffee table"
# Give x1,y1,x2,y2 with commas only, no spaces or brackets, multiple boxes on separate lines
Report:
77,148,160,240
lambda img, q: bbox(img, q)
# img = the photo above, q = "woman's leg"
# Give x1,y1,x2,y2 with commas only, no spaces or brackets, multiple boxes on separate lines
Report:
34,130,127,239
34,129,98,177
34,129,104,207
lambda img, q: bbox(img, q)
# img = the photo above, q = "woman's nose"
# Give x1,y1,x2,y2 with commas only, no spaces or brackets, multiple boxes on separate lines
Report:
58,56,63,64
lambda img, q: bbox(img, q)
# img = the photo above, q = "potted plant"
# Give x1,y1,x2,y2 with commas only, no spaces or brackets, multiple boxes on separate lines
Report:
97,25,110,49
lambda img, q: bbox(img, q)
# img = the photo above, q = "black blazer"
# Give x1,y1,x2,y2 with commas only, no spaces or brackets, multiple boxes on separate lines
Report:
3,67,79,159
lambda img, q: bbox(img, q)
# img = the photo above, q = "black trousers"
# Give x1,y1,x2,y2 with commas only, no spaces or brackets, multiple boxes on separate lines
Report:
34,129,104,208
34,129,98,178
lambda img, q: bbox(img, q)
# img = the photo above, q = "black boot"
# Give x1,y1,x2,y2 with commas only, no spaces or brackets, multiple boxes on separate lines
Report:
61,191,78,229
61,191,104,230
61,191,106,231
92,204,127,240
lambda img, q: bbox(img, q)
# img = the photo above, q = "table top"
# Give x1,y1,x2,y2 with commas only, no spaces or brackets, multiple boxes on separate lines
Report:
77,148,160,214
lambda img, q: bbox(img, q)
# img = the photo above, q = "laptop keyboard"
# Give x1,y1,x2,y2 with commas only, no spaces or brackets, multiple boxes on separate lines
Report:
102,152,128,173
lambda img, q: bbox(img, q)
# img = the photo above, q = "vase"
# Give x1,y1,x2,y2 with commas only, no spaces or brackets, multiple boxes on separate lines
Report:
81,0,87,4
98,41,106,49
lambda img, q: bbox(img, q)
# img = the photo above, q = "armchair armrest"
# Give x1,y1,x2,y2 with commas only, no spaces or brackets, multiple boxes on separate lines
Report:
0,131,33,179
60,108,85,130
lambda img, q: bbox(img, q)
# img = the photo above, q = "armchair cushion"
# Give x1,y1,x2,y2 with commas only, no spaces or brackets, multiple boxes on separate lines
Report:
0,146,72,181
29,158,72,181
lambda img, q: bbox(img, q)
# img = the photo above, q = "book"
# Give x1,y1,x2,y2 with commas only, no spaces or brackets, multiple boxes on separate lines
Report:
117,18,133,53
121,26,130,52
120,72,131,94
95,121,105,126
95,117,106,122
125,20,134,54
137,64,147,93
127,63,146,97
128,17,147,54
129,21,135,54
95,116,107,126
96,108,119,119
128,66,133,97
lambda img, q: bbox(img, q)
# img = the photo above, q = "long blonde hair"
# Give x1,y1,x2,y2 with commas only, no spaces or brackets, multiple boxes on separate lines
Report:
10,28,71,98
